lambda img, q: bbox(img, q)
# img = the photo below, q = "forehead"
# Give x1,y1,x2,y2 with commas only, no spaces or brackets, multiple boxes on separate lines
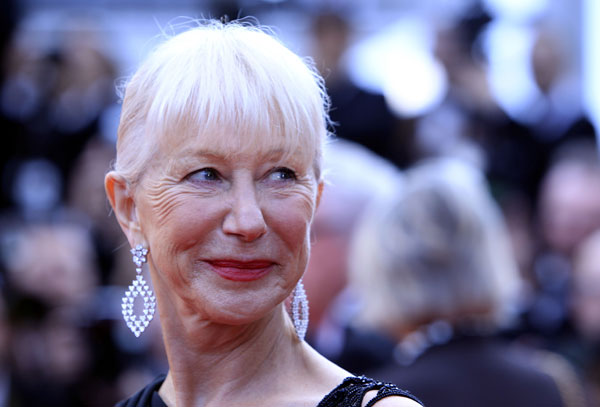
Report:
155,120,315,165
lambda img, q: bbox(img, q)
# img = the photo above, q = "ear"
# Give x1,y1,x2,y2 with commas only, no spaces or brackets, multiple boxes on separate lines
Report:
105,171,142,247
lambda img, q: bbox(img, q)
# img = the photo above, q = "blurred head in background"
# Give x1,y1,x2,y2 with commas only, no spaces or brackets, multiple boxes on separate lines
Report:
310,12,351,84
4,222,99,307
350,158,521,339
537,142,600,257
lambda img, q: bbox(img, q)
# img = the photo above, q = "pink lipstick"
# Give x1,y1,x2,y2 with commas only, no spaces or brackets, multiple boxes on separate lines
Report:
207,260,274,281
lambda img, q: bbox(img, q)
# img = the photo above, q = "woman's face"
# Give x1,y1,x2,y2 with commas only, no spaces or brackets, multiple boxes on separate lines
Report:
134,128,321,325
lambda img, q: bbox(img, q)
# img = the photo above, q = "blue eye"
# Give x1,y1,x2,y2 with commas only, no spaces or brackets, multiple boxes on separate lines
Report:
187,168,221,182
270,167,297,181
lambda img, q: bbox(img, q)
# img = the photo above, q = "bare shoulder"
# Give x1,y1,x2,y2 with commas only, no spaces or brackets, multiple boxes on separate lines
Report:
361,390,422,407
302,344,422,407
302,342,352,383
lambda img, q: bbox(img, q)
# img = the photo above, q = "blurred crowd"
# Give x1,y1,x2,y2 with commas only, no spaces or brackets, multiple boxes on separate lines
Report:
0,0,598,406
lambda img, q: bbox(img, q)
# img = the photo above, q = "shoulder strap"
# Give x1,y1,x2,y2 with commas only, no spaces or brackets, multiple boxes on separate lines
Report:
317,376,422,407
363,381,420,406
363,379,422,407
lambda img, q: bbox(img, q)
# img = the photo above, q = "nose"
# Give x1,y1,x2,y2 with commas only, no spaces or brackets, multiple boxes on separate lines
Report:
222,182,267,242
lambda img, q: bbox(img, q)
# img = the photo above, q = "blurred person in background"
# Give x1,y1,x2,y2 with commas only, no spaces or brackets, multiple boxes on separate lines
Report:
4,222,99,309
309,12,411,168
303,139,402,374
425,6,595,221
349,158,587,407
420,4,495,168
571,229,600,405
525,141,600,340
483,24,595,211
519,25,594,151
0,16,117,214
424,5,545,208
415,6,545,282
105,19,421,407
0,220,107,406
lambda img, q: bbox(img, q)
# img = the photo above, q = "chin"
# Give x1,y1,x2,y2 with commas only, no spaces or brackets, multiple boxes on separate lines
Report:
186,281,288,325
206,300,284,327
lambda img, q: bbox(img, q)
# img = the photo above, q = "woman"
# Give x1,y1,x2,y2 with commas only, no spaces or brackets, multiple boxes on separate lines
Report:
349,158,586,407
104,19,422,407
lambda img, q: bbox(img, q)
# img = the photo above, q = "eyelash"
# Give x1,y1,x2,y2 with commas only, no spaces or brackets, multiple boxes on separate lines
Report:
186,168,221,183
185,167,297,184
270,167,297,181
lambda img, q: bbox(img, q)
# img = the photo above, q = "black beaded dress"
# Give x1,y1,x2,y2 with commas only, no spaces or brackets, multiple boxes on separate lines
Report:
115,375,423,407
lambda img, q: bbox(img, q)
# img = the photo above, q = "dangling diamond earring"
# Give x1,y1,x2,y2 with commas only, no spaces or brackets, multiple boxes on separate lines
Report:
121,244,156,337
291,279,309,341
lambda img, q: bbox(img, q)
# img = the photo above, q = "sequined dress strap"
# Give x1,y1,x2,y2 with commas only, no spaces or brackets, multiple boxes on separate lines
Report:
316,376,422,407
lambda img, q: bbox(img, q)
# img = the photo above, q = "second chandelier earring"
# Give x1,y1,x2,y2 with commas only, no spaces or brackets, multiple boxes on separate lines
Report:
291,278,309,341
122,244,156,337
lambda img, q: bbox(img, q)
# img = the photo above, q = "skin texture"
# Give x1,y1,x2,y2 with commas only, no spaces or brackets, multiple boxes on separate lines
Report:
137,138,318,326
106,127,420,406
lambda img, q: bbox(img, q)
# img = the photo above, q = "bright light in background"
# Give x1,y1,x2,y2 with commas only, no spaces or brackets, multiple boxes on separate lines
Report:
583,0,600,135
483,0,548,21
346,16,447,118
482,21,540,123
382,49,447,118
481,0,549,125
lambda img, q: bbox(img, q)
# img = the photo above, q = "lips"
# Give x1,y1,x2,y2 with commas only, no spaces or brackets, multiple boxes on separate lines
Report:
207,260,275,282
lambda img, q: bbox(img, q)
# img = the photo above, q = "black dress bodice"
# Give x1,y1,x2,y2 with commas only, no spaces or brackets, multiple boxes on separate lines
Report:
115,374,422,407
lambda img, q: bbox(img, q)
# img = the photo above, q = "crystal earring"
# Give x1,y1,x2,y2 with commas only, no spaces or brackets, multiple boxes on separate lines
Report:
121,244,156,337
291,279,309,341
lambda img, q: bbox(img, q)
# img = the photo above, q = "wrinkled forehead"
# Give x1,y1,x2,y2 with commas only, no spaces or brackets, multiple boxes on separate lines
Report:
152,115,319,170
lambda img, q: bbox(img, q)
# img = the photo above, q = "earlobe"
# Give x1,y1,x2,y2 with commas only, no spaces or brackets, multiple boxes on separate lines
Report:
105,171,141,246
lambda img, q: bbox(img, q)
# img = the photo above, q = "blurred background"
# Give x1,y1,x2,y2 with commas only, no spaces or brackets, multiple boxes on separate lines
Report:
0,0,599,405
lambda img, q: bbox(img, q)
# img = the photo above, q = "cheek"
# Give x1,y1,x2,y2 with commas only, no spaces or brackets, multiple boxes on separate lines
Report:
139,184,221,257
143,179,195,229
139,192,225,305
265,192,316,262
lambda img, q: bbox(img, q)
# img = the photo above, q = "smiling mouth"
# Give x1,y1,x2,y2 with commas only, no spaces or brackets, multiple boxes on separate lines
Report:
207,260,275,282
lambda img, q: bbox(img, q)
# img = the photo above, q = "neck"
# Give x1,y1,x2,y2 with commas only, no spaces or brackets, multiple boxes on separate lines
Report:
150,265,350,406
157,295,310,406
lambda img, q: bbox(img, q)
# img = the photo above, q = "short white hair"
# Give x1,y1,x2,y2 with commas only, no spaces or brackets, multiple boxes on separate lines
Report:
114,19,331,184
